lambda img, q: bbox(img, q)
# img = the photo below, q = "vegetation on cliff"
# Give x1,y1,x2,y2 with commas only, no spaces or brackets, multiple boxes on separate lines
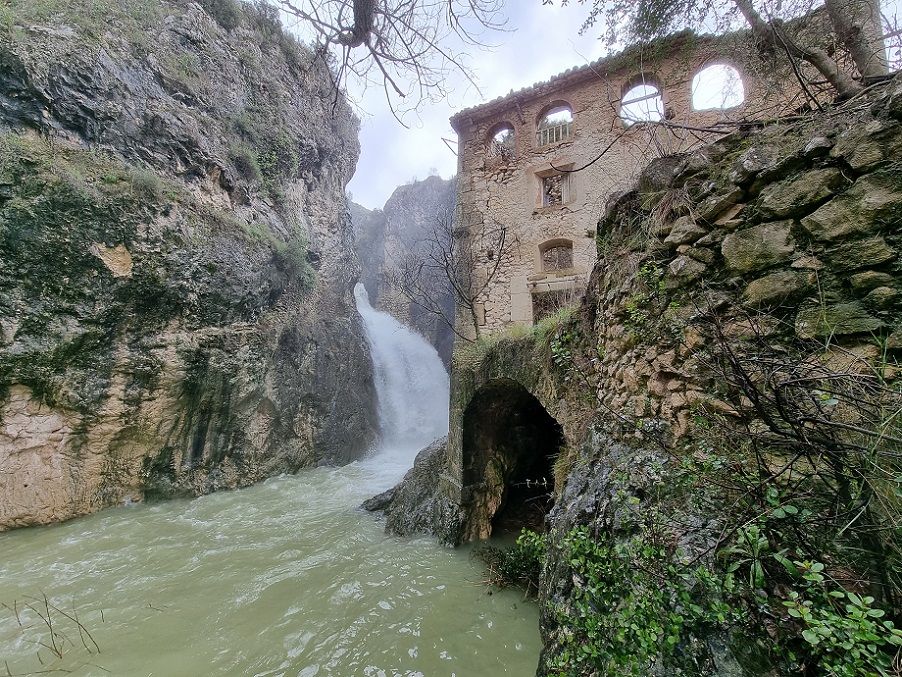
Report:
0,0,376,530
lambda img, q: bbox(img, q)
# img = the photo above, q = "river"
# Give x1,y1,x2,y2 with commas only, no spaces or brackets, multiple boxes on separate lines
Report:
0,286,540,676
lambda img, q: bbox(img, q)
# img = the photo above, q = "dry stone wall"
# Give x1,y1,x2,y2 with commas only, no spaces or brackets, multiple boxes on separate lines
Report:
451,29,819,336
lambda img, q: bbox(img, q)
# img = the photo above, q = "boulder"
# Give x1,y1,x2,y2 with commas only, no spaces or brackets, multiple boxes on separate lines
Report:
801,172,902,241
363,436,465,544
721,221,796,273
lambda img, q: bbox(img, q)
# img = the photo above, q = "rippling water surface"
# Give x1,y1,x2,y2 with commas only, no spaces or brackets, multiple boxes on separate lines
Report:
0,459,540,676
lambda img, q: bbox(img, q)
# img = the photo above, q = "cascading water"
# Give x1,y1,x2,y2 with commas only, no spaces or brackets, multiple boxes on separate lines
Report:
354,283,450,478
0,287,539,676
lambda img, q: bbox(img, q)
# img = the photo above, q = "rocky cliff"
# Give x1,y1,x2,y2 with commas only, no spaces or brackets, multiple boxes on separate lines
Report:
352,175,456,365
373,79,902,675
0,0,378,530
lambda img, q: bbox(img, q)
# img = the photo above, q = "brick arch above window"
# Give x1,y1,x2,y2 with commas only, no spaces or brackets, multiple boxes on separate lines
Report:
539,238,574,272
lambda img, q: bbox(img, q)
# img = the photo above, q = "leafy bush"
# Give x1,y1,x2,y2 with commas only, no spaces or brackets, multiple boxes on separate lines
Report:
199,0,243,30
477,529,547,595
778,560,902,676
548,526,736,677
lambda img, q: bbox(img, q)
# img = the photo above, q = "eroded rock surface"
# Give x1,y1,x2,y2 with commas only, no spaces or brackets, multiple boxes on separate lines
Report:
362,436,464,542
351,176,457,366
0,0,377,530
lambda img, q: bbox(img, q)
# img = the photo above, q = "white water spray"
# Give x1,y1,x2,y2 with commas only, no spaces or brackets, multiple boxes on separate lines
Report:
354,283,450,478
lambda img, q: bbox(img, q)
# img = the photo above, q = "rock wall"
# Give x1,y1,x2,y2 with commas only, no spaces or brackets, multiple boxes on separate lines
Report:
0,0,378,530
352,175,456,365
372,77,902,673
450,26,813,336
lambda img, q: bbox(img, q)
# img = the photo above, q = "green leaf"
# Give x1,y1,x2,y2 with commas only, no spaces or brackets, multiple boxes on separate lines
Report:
802,629,820,645
773,553,799,577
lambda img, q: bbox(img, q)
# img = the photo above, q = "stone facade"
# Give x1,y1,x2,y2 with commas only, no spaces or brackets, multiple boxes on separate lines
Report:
450,29,813,336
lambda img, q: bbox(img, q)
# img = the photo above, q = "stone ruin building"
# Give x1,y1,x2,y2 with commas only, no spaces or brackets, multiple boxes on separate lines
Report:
450,28,817,335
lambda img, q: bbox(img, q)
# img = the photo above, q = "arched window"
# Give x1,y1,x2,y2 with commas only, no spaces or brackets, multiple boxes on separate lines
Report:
536,104,573,146
691,64,745,110
487,123,516,161
540,239,574,272
620,83,664,126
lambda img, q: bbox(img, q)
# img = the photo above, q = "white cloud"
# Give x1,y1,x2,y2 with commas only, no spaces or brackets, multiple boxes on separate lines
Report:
345,3,601,208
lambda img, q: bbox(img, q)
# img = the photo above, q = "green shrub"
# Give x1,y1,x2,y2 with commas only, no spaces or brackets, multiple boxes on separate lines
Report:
273,232,315,292
129,168,164,200
230,146,262,184
199,0,243,30
548,526,736,677
776,560,902,676
477,529,547,595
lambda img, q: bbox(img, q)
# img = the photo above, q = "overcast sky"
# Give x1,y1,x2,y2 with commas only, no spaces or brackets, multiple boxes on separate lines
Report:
344,3,604,209
340,1,902,210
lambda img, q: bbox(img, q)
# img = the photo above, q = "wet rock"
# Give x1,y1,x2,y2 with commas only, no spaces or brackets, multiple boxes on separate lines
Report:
721,221,796,273
0,2,379,530
364,437,465,544
795,302,884,339
801,172,902,241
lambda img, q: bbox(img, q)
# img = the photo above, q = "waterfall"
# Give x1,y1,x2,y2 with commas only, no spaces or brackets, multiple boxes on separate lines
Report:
354,283,450,478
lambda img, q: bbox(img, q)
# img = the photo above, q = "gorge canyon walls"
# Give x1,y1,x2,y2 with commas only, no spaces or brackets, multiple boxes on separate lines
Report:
0,0,378,530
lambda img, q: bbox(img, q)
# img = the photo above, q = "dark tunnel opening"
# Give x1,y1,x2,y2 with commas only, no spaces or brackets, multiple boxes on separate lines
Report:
461,379,565,537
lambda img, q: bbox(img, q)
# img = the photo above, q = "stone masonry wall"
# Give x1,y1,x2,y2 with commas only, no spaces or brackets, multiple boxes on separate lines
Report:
450,29,820,336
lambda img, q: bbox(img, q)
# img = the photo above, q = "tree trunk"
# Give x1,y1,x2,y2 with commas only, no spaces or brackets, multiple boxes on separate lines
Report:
825,0,888,79
733,0,863,99
338,0,377,47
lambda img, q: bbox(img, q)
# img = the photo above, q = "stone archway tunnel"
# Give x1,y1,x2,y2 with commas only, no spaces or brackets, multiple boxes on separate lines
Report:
459,378,565,540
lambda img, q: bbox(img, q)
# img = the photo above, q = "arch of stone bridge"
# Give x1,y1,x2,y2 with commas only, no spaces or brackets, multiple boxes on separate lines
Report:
451,377,566,541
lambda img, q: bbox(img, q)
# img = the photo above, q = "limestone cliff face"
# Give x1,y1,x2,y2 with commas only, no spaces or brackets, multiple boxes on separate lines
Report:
0,0,378,530
352,175,456,365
